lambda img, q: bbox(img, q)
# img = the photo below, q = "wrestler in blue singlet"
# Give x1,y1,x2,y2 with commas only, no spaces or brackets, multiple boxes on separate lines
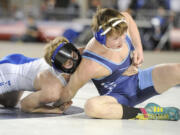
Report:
83,36,159,107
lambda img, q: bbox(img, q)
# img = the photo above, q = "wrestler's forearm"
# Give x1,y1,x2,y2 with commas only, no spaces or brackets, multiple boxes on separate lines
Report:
61,60,93,102
25,105,63,114
21,96,64,114
128,13,143,51
20,90,61,113
60,85,77,103
61,77,85,102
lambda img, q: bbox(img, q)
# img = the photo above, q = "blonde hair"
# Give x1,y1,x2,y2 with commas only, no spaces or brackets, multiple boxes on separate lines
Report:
91,8,128,37
44,37,69,66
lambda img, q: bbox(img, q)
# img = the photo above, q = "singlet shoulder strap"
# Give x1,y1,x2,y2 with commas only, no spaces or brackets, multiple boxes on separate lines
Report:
126,35,135,51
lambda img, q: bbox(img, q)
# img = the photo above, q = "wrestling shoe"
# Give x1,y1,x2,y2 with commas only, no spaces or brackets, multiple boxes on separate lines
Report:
135,103,180,121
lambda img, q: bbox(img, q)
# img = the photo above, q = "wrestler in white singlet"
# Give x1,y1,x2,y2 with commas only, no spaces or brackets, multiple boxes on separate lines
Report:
0,54,66,94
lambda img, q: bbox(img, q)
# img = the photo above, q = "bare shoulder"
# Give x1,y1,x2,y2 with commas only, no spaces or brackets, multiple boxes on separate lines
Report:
37,70,54,81
78,58,110,79
78,58,96,76
35,70,62,90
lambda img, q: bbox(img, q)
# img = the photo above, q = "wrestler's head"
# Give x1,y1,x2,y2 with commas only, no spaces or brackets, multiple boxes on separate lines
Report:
92,8,128,49
44,37,81,74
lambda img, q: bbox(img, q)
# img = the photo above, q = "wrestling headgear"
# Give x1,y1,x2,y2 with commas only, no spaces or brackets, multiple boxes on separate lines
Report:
51,42,81,74
95,18,127,45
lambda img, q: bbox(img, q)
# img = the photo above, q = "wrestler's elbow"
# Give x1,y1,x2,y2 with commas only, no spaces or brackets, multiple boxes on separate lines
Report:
20,99,33,112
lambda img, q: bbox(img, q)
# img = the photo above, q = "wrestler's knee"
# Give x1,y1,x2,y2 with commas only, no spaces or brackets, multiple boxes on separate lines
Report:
176,63,180,73
171,63,180,71
84,98,102,118
171,64,180,78
0,91,23,108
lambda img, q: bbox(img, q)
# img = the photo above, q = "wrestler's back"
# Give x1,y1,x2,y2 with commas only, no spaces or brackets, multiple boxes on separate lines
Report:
0,54,50,94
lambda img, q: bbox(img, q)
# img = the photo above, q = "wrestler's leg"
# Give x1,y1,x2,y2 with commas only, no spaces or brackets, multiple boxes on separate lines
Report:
152,63,180,94
84,95,180,120
0,91,24,108
85,96,124,119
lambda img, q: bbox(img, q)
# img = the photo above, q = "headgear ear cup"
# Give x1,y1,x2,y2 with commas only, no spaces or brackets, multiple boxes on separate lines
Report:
94,28,106,45
94,18,127,46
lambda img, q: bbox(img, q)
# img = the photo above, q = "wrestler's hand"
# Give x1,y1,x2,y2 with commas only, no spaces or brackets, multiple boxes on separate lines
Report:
132,50,144,67
59,101,73,112
53,99,63,107
122,64,138,76
53,99,72,106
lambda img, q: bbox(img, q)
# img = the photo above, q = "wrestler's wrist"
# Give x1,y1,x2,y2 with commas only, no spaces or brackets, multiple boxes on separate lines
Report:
61,88,73,102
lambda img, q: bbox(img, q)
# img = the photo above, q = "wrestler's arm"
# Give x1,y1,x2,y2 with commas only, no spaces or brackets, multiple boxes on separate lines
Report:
56,45,86,101
20,71,71,113
122,12,144,66
21,91,72,113
60,59,101,102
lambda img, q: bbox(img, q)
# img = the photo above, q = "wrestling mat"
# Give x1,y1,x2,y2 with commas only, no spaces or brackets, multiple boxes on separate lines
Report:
0,106,84,119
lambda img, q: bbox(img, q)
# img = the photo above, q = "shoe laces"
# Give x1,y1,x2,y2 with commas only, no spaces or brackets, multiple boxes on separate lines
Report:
148,106,169,120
